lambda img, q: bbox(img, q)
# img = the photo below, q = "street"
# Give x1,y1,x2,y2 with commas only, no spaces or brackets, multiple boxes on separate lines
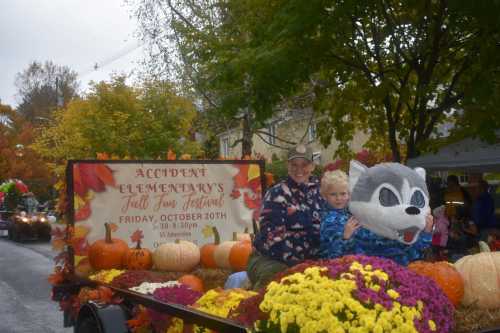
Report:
0,236,72,333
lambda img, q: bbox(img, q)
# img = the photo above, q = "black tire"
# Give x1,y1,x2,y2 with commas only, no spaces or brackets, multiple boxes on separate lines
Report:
74,316,101,333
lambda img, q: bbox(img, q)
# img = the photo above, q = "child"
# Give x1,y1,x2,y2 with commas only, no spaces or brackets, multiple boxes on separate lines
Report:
319,170,360,258
319,169,434,265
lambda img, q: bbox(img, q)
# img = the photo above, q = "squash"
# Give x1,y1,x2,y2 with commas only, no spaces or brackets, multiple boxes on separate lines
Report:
214,232,238,269
454,252,500,309
88,223,128,270
235,227,252,242
229,239,253,272
153,239,200,272
178,274,204,292
408,261,464,307
200,227,220,268
124,240,153,270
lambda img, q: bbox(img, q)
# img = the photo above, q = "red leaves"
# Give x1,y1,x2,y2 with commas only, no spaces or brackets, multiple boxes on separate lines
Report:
48,267,65,286
75,201,91,221
130,229,144,244
73,162,116,198
230,189,241,199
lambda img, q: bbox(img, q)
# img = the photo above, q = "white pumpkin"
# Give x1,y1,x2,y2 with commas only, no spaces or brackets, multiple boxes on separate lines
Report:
454,251,500,309
214,232,238,269
153,240,200,272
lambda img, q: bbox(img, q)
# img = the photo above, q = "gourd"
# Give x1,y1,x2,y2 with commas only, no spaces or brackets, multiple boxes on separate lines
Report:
229,238,253,272
454,251,500,309
88,223,128,270
178,274,204,292
214,232,238,269
153,240,200,272
235,227,252,242
200,227,220,268
124,239,153,270
408,261,464,307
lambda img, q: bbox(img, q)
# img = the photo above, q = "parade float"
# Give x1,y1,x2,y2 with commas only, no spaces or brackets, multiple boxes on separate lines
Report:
49,158,500,333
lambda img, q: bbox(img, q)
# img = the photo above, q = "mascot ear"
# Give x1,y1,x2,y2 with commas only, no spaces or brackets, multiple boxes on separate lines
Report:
349,160,367,192
414,167,426,181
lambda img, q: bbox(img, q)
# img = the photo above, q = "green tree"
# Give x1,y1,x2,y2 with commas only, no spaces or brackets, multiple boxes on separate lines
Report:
132,0,500,161
32,76,201,174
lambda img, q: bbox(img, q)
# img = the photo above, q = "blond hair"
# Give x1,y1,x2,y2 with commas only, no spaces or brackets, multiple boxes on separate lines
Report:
320,170,348,196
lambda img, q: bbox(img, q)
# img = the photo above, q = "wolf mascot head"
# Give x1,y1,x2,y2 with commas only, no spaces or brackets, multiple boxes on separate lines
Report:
348,161,430,245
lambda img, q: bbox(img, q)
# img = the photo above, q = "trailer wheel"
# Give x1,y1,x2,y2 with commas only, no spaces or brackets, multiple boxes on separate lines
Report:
75,302,128,333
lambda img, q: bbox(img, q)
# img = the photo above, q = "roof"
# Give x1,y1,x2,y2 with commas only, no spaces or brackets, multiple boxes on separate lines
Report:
406,135,500,172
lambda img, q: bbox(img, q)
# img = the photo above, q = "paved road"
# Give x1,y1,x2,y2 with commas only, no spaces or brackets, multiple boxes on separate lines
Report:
0,236,72,333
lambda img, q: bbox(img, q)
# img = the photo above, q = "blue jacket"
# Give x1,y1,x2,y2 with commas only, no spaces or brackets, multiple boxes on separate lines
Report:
320,207,432,266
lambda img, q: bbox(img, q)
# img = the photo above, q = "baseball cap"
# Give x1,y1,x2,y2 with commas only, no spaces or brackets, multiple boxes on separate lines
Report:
288,144,313,162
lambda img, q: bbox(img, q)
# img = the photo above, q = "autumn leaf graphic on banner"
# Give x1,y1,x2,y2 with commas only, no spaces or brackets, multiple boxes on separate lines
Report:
202,224,214,238
231,163,263,219
130,229,144,243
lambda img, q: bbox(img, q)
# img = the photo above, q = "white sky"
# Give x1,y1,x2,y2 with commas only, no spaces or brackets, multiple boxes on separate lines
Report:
0,0,143,107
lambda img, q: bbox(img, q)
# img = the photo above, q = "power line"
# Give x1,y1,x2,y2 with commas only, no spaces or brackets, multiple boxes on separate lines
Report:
78,41,143,78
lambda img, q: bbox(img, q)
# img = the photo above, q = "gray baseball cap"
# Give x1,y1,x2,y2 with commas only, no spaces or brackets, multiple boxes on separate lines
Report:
288,144,313,162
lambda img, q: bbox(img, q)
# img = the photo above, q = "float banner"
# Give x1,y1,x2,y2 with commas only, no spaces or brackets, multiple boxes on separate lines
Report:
67,160,263,259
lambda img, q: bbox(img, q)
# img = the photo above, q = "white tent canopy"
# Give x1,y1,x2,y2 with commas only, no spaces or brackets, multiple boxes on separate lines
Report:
407,135,500,172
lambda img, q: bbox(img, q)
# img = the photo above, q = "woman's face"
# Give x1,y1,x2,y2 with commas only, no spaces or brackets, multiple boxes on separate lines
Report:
287,158,314,184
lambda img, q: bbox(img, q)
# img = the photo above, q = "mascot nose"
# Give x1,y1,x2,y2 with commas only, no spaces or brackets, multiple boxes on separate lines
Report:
405,206,420,215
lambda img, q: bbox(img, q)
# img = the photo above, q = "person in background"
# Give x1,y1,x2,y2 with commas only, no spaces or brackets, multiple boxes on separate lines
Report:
319,170,360,258
248,144,324,290
472,179,498,241
444,175,472,222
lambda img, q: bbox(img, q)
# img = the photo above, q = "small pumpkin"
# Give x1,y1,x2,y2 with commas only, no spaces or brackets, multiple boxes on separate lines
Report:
214,232,238,269
200,227,220,268
408,261,464,307
153,239,200,272
229,239,253,272
88,223,128,270
454,251,500,309
235,227,252,242
178,274,204,292
124,229,153,270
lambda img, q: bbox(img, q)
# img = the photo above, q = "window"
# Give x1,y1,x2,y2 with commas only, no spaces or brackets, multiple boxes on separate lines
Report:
308,123,317,142
268,124,277,145
221,137,230,158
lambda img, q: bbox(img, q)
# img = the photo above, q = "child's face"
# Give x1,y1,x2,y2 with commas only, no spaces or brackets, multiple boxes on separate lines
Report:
323,183,350,209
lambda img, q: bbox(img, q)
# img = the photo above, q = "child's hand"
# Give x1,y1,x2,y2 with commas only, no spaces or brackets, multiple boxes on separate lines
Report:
343,217,361,240
424,214,434,233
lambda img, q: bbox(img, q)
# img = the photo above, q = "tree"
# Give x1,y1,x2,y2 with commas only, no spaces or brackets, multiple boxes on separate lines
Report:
32,76,201,175
15,61,79,123
130,0,293,157
0,102,54,199
132,0,500,161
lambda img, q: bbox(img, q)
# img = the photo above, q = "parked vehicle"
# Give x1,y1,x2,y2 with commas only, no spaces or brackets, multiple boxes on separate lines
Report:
8,210,52,242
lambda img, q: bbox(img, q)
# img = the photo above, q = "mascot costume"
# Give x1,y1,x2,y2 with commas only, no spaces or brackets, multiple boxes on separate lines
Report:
322,160,432,266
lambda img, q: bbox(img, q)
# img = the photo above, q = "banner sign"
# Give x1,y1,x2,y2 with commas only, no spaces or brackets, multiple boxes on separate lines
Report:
67,160,264,264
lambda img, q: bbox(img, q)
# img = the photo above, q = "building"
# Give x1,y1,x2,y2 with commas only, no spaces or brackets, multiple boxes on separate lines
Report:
218,108,368,165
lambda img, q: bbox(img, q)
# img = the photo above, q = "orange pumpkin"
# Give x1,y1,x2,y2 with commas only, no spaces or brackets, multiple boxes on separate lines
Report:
88,223,128,270
124,240,153,270
408,261,464,307
229,239,253,271
178,274,204,292
200,227,220,268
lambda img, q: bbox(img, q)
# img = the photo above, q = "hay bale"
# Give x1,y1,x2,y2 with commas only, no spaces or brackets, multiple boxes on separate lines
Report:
453,305,500,333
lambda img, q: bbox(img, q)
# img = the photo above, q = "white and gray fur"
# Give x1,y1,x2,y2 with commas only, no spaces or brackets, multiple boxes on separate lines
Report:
348,160,430,245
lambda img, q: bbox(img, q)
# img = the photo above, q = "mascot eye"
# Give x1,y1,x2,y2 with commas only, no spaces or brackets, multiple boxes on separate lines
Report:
410,190,425,208
379,187,400,207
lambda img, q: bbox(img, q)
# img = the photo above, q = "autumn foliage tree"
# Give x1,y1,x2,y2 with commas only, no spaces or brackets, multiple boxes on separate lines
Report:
32,76,201,175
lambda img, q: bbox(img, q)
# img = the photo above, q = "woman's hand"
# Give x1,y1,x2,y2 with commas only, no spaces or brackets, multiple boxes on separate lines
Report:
343,217,361,240
424,214,434,233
